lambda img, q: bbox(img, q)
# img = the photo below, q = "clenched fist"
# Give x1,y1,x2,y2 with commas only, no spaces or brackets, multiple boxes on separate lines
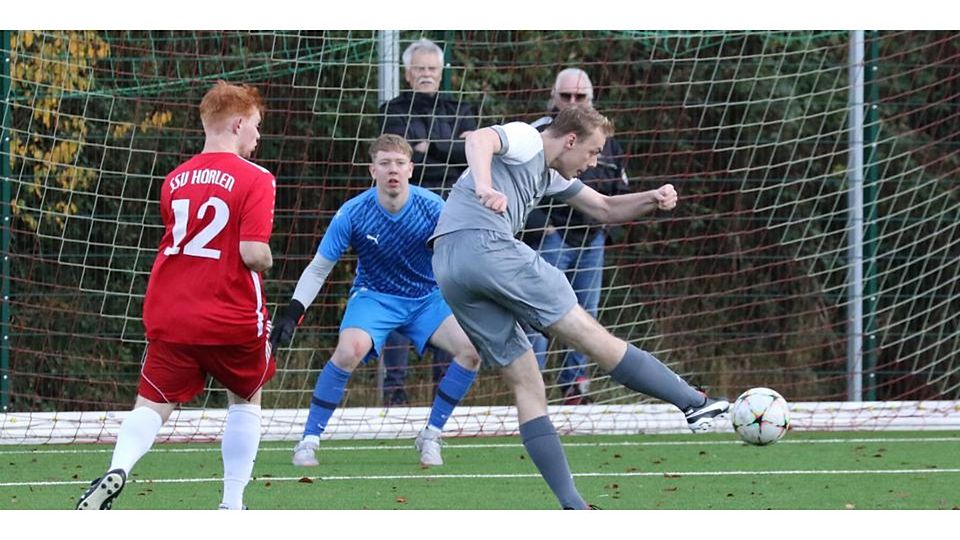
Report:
476,185,508,214
654,184,677,211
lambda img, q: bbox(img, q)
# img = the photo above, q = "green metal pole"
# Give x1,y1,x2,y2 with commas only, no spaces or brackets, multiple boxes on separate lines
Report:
862,30,880,401
1,30,11,411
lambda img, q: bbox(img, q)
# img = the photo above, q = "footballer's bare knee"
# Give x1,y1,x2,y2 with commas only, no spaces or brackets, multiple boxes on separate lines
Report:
132,395,176,423
454,341,482,371
501,352,548,422
227,389,261,407
501,352,545,393
330,336,370,371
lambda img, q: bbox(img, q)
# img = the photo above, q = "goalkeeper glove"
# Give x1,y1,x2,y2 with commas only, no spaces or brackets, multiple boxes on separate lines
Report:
270,299,305,349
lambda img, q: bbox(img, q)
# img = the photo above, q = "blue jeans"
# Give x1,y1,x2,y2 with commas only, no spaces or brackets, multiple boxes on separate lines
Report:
382,331,452,396
530,230,605,386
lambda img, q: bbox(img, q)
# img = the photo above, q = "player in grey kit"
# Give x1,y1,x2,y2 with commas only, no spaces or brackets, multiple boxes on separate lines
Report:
430,105,728,509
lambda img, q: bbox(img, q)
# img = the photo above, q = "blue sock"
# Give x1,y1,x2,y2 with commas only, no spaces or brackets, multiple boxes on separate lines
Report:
302,361,352,438
427,360,477,431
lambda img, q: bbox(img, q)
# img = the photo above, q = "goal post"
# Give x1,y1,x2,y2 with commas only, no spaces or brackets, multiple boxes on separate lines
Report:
2,30,960,444
1,30,11,413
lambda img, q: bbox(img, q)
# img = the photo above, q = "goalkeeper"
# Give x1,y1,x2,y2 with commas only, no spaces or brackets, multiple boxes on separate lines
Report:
271,134,481,468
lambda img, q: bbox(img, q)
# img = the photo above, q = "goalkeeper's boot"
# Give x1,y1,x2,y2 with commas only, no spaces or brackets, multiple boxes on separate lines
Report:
291,437,320,467
415,427,443,467
76,468,126,510
684,395,730,432
218,504,248,510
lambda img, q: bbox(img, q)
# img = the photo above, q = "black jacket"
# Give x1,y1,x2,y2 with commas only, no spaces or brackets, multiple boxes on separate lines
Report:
522,114,628,248
380,91,479,192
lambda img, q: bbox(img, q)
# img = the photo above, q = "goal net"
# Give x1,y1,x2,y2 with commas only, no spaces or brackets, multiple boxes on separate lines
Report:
2,30,959,443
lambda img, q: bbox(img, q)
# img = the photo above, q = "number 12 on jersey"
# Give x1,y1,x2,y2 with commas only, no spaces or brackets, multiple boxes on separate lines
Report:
164,196,230,259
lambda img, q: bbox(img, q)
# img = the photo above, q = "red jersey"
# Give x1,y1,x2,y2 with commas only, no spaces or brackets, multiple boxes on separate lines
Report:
143,152,276,345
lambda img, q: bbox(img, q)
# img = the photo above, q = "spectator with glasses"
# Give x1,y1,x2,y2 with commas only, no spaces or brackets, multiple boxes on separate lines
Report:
522,68,630,405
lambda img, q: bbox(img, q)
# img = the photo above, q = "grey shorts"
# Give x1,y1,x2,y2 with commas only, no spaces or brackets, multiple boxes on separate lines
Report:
432,229,578,367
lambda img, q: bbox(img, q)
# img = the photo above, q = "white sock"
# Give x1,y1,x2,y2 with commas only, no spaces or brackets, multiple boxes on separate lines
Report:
425,425,442,435
302,434,320,447
221,404,261,510
109,407,163,474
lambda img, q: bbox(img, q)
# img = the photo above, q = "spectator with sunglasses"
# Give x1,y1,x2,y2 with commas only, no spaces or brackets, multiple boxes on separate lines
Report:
522,68,630,405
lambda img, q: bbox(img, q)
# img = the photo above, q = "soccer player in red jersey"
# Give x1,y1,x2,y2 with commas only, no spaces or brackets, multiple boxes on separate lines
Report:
77,81,276,510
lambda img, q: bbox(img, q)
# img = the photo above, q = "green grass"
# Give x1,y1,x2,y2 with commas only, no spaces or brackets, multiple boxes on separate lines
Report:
2,431,959,510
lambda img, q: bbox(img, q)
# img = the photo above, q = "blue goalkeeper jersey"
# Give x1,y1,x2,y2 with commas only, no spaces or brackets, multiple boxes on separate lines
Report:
318,186,444,299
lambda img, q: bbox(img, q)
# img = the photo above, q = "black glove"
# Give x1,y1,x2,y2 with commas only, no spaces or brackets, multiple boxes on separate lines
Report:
270,299,305,350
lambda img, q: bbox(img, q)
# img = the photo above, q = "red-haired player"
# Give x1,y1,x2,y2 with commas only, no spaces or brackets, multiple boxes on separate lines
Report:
77,81,276,510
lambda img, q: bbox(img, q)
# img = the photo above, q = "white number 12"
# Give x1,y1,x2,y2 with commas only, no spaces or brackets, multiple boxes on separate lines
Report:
164,197,230,259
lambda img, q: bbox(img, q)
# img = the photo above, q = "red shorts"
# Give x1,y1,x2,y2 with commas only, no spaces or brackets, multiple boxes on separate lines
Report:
138,338,276,403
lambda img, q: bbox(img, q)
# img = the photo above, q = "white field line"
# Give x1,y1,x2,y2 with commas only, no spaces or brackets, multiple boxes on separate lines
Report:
2,467,960,488
0,435,958,456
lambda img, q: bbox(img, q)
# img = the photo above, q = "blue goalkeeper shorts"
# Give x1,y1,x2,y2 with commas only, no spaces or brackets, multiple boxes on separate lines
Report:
339,287,453,362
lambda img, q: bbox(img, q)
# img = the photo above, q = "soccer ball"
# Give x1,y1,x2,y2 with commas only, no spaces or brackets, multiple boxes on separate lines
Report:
730,387,790,446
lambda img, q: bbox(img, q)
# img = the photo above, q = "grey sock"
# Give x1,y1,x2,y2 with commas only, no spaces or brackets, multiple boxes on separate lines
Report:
519,416,587,509
609,344,705,410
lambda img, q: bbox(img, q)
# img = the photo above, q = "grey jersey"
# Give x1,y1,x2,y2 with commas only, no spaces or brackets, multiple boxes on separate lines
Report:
431,122,585,240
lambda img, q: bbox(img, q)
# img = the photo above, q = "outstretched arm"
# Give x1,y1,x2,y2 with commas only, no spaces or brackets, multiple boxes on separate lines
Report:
565,183,677,224
271,253,337,349
291,253,337,310
271,205,351,349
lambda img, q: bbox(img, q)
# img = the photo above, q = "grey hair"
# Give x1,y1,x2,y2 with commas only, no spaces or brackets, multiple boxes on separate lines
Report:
402,38,445,68
552,67,594,100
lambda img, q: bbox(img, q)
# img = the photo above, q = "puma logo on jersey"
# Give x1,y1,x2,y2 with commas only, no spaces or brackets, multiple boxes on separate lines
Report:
366,234,380,245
